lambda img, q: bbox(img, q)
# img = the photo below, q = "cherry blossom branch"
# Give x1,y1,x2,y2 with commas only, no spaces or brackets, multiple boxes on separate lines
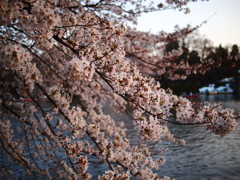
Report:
34,82,116,172
1,101,22,119
55,23,97,28
1,0,237,179
5,37,65,82
35,83,71,121
23,128,43,172
0,132,34,174
52,35,81,55
95,68,212,126
127,52,190,71
86,131,115,171
83,0,105,8
3,97,82,175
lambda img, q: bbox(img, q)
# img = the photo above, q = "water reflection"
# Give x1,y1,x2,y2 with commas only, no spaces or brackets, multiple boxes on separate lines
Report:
192,94,240,111
198,94,237,102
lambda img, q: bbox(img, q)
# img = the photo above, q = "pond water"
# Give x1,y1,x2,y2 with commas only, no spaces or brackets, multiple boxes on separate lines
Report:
99,94,240,180
145,94,240,180
2,94,240,180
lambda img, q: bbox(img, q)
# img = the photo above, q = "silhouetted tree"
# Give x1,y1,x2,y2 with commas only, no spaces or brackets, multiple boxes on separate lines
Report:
230,44,240,60
164,40,180,53
188,50,201,65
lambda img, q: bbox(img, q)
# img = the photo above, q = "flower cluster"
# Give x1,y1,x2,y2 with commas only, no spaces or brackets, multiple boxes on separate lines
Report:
30,1,61,48
66,57,95,82
200,103,237,136
0,43,41,92
133,113,170,141
1,44,32,71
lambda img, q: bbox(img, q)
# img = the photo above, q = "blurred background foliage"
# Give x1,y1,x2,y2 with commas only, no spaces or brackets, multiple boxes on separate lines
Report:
159,32,240,95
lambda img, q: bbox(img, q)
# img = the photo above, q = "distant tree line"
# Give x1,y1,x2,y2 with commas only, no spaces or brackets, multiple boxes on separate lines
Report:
159,36,240,94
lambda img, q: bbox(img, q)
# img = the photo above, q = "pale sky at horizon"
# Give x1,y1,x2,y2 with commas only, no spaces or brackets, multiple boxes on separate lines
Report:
135,0,240,47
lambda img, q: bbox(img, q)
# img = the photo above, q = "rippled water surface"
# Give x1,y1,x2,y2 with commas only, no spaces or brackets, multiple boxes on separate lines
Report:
2,94,240,180
100,94,240,180
146,94,240,180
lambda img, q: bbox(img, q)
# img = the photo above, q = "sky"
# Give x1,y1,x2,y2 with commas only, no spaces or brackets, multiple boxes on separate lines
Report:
135,0,240,47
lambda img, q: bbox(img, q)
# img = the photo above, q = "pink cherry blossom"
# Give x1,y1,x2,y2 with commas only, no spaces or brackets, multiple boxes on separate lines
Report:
0,0,238,179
